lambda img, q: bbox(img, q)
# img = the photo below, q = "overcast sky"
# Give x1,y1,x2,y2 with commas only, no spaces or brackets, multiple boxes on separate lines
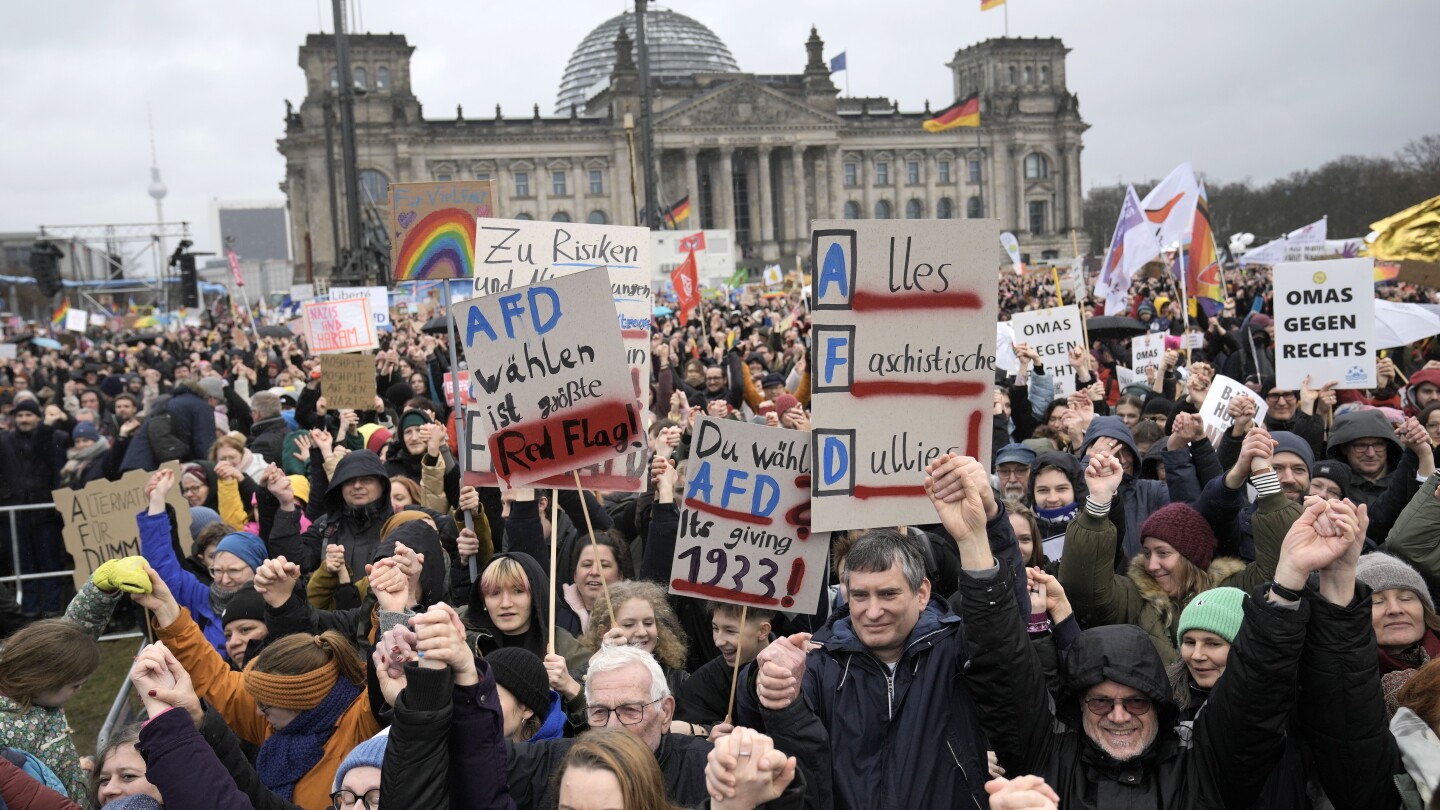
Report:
3,0,1436,255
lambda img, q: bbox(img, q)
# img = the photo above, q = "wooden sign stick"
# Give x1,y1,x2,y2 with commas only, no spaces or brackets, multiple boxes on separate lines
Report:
549,491,559,655
571,469,614,618
724,604,749,726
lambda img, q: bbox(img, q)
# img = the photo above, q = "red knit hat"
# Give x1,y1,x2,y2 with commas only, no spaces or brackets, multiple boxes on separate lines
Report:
1139,503,1216,570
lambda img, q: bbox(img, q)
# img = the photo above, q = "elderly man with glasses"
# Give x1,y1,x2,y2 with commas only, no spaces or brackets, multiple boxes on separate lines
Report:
503,645,716,808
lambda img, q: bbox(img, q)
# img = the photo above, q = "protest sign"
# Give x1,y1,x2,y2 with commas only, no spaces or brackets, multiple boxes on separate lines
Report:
470,219,652,491
302,298,377,354
442,369,473,408
1009,305,1083,371
321,353,376,411
330,286,392,331
290,283,315,301
88,313,107,328
450,266,642,489
53,464,192,593
1273,258,1376,389
1181,332,1205,351
389,180,495,281
763,264,784,286
668,416,830,612
0,344,15,360
1131,333,1166,379
995,322,1018,374
64,308,89,333
809,219,999,532
1116,366,1139,389
1199,373,1269,446
1052,372,1078,400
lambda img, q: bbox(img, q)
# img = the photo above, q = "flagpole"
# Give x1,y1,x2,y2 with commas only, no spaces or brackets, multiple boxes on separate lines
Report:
1177,246,1192,366
1004,0,1010,37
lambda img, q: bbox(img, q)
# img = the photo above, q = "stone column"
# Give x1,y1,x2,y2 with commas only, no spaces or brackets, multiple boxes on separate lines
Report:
536,160,550,220
1011,144,1026,233
717,149,734,230
495,161,512,218
823,146,840,220
790,147,807,246
859,151,872,220
1067,144,1084,231
757,147,775,256
923,151,938,218
570,163,585,221
684,148,701,229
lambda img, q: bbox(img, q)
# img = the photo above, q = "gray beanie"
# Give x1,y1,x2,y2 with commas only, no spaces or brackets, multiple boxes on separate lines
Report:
1355,553,1434,613
1269,430,1314,471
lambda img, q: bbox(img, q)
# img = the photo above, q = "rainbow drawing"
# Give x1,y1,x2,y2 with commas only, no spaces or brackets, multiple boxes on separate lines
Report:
392,207,476,281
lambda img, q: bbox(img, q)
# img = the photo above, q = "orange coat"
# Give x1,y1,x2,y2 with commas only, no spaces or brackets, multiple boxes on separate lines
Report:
156,608,380,810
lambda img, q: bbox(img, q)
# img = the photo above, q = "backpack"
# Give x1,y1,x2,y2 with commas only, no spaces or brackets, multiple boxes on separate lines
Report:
147,397,191,463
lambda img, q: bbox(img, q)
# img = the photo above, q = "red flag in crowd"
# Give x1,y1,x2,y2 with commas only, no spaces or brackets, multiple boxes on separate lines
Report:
678,231,707,253
671,249,701,323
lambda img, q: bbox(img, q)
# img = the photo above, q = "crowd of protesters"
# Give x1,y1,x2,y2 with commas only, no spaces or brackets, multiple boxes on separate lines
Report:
0,258,1431,809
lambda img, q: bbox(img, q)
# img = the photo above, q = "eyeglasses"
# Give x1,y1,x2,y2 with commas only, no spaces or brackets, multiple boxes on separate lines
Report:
330,788,380,810
181,484,204,495
208,566,249,581
1083,696,1153,716
1265,391,1297,402
1349,440,1389,456
585,697,663,726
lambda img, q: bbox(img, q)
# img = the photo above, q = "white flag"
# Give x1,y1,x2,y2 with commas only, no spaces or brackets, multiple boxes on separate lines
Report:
1140,163,1200,248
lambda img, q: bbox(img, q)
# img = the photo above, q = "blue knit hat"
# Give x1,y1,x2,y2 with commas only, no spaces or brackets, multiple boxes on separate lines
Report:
188,506,223,541
333,729,389,791
214,531,266,571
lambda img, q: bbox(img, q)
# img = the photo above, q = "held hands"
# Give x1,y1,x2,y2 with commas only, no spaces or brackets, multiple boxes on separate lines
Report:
1027,567,1072,624
1274,497,1367,600
985,775,1061,810
780,406,810,432
253,556,301,609
1227,393,1258,435
924,454,994,544
145,469,175,515
262,464,295,509
324,544,346,575
754,633,811,711
366,559,412,613
651,456,679,504
310,427,334,459
1396,416,1431,455
705,727,797,809
1084,451,1123,505
130,565,180,627
1228,426,1276,488
130,642,203,730
1166,412,1206,451
372,624,418,707
409,603,477,684
652,425,682,460
92,557,153,595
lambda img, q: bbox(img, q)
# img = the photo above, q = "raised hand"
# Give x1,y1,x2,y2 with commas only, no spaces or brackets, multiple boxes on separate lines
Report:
130,643,180,720
652,425,682,460
754,633,810,711
324,544,346,575
291,433,313,465
544,652,583,700
424,423,446,457
372,624,418,707
1084,450,1123,505
1027,567,1072,623
1396,416,1431,455
366,559,411,613
131,565,181,628
1166,411,1206,451
1226,393,1258,435
1228,425,1276,487
310,428,334,458
1377,356,1397,388
780,406,810,432
651,456,678,504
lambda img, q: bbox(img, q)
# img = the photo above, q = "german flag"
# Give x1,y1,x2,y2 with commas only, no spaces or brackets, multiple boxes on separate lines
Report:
981,0,1005,9
664,196,691,229
923,93,980,133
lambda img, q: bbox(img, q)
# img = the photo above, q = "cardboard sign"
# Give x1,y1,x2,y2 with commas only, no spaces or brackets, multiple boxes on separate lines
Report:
1010,305,1083,372
390,180,496,281
809,220,1000,532
1181,332,1205,350
64,309,89,333
1116,366,1139,389
450,266,642,488
995,322,1018,374
669,417,830,612
1274,258,1376,389
1052,372,1078,400
303,298,377,354
330,286,392,331
53,464,192,593
471,219,653,492
290,283,315,301
1131,333,1166,379
1199,373,1269,446
321,353,376,411
88,313,107,328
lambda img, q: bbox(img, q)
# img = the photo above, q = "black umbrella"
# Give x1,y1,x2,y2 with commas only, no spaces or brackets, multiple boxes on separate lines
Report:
422,315,453,335
1084,316,1148,341
257,325,293,339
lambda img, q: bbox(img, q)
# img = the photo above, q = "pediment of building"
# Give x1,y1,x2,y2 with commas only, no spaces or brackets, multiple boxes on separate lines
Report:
656,79,843,130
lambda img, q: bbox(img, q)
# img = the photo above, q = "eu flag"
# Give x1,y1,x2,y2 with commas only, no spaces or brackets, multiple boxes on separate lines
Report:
829,52,846,73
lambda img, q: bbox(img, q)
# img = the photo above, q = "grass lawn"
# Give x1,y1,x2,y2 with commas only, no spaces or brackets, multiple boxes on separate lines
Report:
68,637,146,757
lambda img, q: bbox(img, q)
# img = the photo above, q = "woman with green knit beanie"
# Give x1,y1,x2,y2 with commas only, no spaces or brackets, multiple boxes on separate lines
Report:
1168,586,1246,719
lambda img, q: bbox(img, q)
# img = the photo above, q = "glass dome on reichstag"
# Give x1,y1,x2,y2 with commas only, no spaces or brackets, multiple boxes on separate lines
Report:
555,7,740,116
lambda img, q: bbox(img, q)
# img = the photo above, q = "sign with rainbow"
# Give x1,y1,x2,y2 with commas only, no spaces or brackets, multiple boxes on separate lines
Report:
389,180,496,281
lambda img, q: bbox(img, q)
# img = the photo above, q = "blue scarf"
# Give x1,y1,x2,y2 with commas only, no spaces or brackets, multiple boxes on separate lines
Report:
255,676,363,801
530,691,567,743
1035,502,1078,525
